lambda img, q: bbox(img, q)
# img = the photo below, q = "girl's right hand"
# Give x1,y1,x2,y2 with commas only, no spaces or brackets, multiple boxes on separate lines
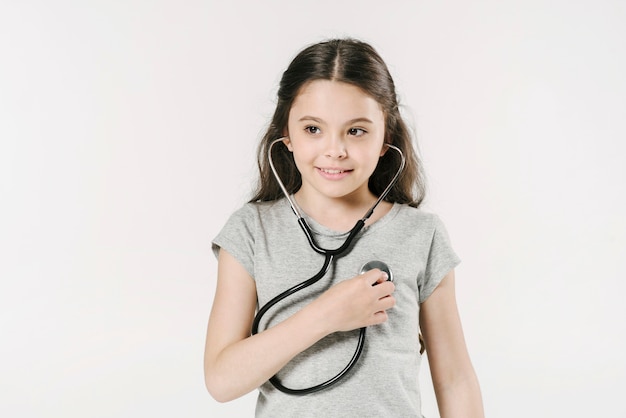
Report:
311,269,396,334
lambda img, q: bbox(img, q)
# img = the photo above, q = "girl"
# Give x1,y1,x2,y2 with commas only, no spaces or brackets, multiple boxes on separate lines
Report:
205,38,483,417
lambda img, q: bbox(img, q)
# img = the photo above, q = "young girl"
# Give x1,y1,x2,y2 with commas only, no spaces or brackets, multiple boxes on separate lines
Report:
205,38,483,417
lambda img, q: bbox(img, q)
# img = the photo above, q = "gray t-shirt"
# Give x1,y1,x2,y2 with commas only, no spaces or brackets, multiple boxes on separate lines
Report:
212,198,460,417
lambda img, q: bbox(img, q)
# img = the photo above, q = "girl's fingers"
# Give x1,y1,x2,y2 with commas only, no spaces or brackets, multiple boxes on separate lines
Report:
377,294,396,311
362,268,390,286
361,270,396,314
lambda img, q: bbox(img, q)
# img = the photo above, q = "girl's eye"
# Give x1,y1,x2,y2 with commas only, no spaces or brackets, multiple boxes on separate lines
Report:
305,126,321,134
348,128,366,136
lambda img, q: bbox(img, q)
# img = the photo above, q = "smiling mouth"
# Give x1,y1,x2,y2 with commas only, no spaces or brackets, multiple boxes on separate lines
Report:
318,168,351,174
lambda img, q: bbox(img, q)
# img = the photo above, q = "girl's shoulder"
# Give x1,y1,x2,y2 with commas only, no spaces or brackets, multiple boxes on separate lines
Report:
213,199,290,258
394,203,447,229
226,198,290,225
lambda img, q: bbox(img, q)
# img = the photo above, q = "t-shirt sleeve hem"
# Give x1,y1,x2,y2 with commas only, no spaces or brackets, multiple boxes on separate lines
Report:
211,236,255,280
418,256,461,304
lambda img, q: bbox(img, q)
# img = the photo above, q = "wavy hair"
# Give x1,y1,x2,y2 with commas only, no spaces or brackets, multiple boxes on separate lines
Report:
250,38,425,207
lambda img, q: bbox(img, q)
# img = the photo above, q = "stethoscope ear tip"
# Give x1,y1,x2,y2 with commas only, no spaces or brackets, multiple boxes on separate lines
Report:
359,260,393,282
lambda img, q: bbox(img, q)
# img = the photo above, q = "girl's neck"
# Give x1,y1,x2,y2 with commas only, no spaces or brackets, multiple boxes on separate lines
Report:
292,190,393,232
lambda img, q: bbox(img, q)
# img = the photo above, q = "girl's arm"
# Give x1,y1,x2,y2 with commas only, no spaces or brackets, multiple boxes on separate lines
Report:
204,248,395,402
419,269,484,418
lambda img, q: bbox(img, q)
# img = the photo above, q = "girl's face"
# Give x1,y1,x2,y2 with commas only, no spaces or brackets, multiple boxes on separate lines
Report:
284,80,386,206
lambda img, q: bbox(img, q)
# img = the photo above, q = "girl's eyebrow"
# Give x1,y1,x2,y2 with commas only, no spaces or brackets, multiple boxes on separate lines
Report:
298,116,324,123
346,117,374,125
298,116,374,124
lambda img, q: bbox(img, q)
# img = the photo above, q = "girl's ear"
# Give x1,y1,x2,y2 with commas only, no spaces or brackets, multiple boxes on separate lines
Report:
282,136,293,152
380,142,389,157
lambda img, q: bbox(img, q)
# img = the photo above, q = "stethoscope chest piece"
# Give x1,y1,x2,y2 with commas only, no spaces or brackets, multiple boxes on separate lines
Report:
359,260,393,283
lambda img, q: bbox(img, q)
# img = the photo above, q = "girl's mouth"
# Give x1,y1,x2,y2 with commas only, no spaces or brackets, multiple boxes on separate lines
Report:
320,168,347,174
316,167,352,179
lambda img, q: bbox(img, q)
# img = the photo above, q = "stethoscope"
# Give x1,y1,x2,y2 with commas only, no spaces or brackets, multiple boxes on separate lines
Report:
251,138,406,395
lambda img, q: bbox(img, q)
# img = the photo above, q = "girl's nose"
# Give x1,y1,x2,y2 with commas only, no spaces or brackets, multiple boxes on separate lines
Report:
324,134,347,159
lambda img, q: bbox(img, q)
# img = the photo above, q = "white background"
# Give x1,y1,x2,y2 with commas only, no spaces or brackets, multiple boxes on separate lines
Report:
1,1,625,417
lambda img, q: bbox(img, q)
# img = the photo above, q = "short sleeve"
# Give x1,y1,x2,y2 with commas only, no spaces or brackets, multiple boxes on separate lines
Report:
211,204,257,278
418,215,461,303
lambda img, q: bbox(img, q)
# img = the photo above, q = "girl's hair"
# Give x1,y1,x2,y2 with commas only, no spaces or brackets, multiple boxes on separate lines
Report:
250,38,426,207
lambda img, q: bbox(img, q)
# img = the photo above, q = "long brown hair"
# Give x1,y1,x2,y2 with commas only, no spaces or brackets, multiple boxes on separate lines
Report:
250,38,426,207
